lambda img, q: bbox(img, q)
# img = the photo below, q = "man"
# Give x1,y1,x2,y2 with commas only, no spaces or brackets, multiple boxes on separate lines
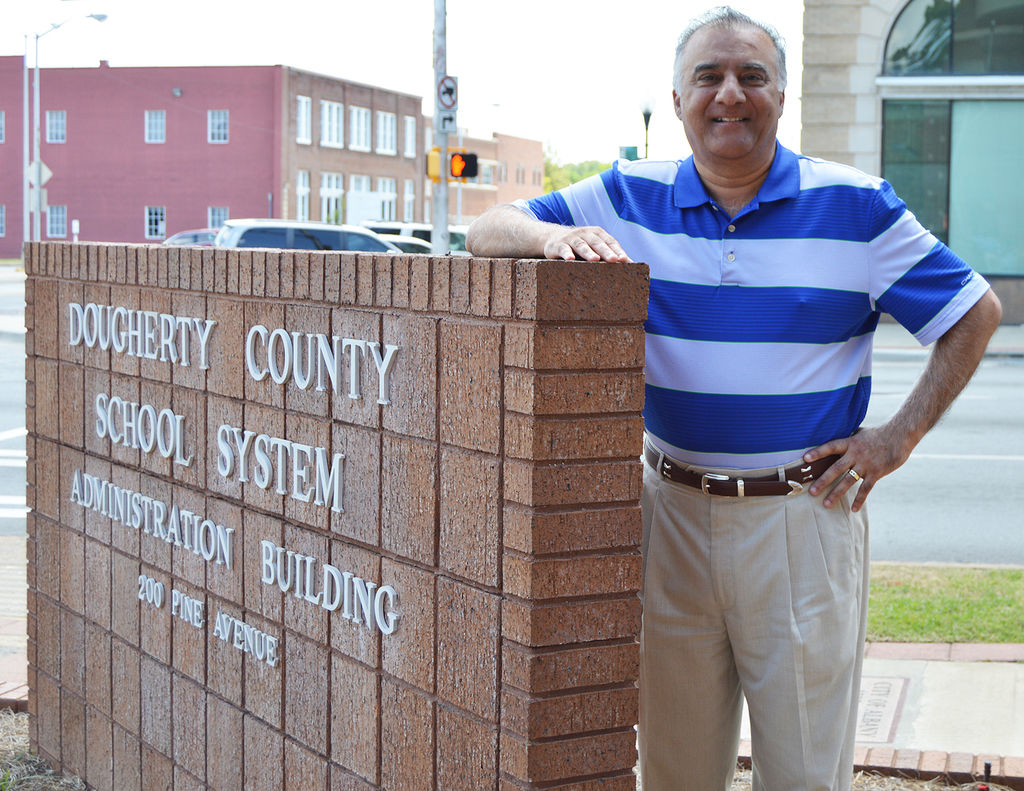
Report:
467,7,1001,790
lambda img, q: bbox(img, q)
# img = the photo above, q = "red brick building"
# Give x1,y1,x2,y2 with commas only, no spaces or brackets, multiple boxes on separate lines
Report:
0,57,545,259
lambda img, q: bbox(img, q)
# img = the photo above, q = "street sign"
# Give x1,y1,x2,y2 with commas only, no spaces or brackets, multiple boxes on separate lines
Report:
438,112,457,134
437,75,458,110
29,187,48,212
27,160,52,187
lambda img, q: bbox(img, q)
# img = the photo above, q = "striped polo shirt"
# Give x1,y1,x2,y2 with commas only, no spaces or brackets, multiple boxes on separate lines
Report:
519,143,989,469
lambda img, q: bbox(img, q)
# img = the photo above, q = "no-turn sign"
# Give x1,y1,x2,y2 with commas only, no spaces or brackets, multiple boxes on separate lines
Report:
437,75,458,111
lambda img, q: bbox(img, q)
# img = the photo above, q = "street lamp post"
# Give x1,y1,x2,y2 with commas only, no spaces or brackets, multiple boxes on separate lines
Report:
30,13,107,242
642,105,653,160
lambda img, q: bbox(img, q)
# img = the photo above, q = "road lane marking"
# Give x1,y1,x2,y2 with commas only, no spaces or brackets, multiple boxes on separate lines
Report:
914,453,1024,461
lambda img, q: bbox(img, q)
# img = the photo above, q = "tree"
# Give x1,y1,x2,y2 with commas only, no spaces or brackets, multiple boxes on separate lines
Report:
544,151,611,193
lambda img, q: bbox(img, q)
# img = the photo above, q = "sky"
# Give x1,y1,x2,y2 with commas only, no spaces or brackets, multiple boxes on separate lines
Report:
1,0,806,164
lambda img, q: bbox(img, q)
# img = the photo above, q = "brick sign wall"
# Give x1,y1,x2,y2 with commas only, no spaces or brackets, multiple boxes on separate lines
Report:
24,242,648,791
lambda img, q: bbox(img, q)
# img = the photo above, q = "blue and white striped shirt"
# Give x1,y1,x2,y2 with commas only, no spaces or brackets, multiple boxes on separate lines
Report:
519,143,989,469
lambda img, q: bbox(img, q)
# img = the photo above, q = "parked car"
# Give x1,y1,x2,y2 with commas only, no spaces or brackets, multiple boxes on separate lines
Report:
163,228,218,246
214,219,399,252
361,221,469,253
377,234,433,254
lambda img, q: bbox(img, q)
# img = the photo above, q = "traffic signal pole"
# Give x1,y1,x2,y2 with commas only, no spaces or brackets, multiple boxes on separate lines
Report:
431,0,450,255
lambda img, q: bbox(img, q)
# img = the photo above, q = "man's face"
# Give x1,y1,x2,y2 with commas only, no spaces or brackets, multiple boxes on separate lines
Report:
673,24,785,173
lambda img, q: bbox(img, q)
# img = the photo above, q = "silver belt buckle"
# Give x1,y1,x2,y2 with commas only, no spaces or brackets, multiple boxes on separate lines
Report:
701,472,730,495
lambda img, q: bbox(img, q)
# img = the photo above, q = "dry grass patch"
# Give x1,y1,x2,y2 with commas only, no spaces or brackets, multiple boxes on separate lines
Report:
0,710,84,790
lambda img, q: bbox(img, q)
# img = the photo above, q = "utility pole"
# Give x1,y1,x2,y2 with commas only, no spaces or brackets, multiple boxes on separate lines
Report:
431,0,450,255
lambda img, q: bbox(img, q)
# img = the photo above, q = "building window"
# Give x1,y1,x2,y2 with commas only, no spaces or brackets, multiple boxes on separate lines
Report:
350,174,370,193
47,205,67,237
884,0,1024,75
377,177,396,221
0,205,6,236
207,110,229,143
403,115,417,158
145,110,166,143
297,96,312,144
320,172,344,223
376,112,397,155
883,99,1023,276
320,100,344,148
46,110,66,143
296,170,310,221
349,107,371,151
0,111,5,143
208,206,229,228
880,0,1024,276
145,206,166,239
403,179,415,222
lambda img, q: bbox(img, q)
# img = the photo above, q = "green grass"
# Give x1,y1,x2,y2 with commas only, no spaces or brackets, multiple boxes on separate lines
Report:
867,564,1024,644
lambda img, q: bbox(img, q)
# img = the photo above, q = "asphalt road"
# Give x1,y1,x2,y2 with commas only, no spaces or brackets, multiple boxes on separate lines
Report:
863,353,1024,566
0,268,1019,564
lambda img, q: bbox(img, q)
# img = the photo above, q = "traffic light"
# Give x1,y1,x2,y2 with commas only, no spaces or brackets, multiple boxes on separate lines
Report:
449,152,478,179
427,148,442,181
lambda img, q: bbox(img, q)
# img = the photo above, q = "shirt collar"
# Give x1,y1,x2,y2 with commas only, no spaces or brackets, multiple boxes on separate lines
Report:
673,142,801,209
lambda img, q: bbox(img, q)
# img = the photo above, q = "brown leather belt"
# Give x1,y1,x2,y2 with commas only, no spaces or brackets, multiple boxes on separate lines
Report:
644,442,840,497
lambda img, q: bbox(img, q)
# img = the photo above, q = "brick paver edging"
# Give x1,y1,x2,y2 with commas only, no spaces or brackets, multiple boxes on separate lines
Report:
737,742,1024,789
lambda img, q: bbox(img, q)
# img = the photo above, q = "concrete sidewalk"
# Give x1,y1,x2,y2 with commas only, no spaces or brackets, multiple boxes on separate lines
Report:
737,642,1024,787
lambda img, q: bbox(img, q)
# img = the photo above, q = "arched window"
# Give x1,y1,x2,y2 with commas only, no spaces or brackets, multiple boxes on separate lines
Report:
885,0,1024,75
880,0,1024,275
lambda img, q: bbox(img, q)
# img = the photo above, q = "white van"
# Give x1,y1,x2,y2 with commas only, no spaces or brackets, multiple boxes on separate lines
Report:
361,222,469,253
215,219,399,252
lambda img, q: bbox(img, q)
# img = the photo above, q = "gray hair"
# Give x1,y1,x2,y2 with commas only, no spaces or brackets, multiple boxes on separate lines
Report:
673,6,787,93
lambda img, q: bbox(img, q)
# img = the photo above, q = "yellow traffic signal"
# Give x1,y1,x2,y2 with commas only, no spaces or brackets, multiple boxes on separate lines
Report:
449,153,478,179
427,149,442,180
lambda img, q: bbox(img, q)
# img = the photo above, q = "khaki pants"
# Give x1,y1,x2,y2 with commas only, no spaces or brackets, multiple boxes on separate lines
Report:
638,456,869,791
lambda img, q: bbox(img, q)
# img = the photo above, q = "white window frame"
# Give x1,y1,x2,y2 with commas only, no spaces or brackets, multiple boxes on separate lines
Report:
208,206,229,228
207,109,229,144
46,110,66,143
0,205,6,236
349,106,371,152
376,111,397,155
296,170,310,221
320,100,344,148
403,115,417,158
403,179,415,222
145,110,166,144
145,206,166,240
296,96,312,144
320,172,344,223
47,205,67,238
377,177,397,221
0,111,5,144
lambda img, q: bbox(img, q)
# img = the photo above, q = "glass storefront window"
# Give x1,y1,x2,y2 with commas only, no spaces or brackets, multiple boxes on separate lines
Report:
882,101,951,242
883,99,1024,275
885,0,952,75
885,0,1024,75
948,101,1024,275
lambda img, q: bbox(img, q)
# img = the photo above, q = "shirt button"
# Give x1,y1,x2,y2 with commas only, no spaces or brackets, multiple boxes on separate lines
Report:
727,253,736,262
728,224,736,232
